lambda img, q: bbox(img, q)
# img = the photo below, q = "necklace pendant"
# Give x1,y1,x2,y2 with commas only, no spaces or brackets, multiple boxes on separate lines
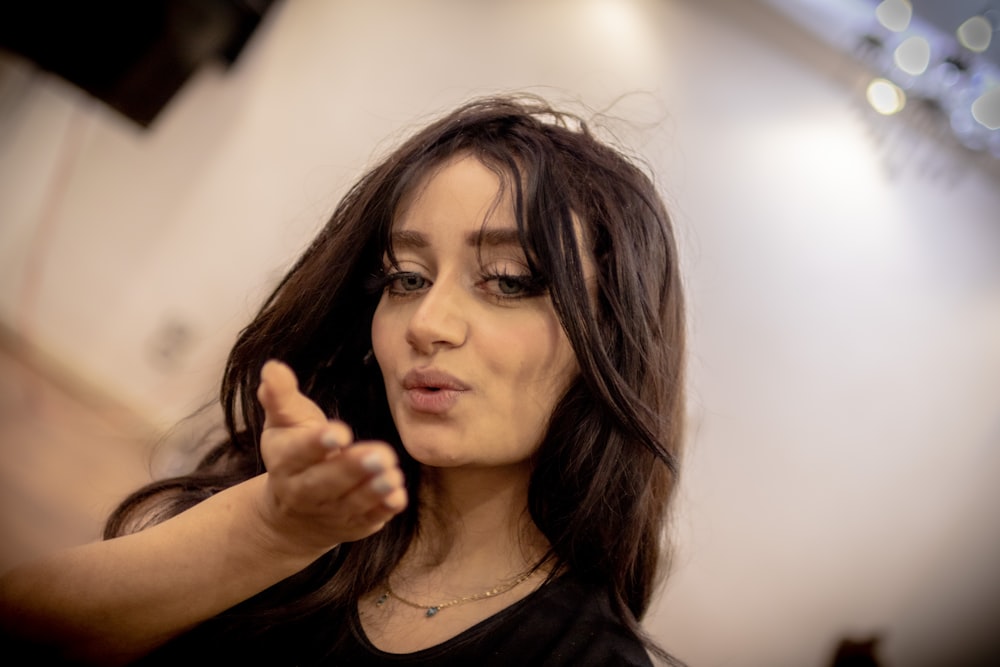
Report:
425,606,440,617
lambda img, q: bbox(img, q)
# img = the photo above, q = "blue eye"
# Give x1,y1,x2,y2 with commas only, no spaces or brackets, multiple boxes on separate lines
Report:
385,271,429,295
496,276,528,295
479,272,545,300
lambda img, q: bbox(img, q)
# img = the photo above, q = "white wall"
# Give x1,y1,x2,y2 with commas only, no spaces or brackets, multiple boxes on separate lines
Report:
1,0,998,665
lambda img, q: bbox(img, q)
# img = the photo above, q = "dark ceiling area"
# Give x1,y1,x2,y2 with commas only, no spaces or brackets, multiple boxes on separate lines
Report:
0,0,279,128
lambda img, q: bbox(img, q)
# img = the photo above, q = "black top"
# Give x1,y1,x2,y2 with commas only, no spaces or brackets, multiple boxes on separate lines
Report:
130,573,654,666
336,574,654,666
3,572,654,665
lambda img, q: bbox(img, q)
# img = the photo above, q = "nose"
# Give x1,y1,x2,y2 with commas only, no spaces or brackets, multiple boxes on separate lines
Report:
404,278,469,355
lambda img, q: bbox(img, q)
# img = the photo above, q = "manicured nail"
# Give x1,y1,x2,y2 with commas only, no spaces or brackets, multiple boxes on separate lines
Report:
320,429,343,449
361,453,385,474
370,474,393,495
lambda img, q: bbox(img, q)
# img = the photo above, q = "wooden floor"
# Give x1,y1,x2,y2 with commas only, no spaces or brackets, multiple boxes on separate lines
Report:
0,334,157,573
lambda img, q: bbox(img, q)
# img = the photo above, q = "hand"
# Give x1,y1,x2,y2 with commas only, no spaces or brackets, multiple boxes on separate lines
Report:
253,359,407,556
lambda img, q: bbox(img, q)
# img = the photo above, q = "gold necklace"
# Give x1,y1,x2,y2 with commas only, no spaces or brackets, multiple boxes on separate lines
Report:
375,567,536,618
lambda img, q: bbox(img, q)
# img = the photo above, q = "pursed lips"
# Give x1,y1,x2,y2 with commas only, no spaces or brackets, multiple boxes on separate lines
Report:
400,368,469,414
401,368,470,392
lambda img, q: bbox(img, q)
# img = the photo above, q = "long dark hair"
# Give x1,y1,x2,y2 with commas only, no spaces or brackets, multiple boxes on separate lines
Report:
106,93,686,660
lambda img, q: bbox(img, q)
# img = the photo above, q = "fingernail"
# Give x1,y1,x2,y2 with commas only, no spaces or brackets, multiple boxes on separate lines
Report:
320,429,344,449
361,453,385,474
370,474,393,495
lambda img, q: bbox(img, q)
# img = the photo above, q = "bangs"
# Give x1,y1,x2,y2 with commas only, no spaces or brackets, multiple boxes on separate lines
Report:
381,150,555,284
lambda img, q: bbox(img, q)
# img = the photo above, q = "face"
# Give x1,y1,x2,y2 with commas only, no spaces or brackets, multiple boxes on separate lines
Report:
371,155,582,470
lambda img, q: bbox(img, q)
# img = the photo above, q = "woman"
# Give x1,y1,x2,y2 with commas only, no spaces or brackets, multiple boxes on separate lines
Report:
0,94,687,665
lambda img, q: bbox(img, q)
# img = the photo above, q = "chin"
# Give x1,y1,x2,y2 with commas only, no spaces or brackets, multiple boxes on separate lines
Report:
399,437,465,468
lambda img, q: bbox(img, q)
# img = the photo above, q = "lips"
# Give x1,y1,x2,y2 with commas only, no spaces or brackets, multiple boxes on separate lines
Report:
402,368,470,392
401,368,469,414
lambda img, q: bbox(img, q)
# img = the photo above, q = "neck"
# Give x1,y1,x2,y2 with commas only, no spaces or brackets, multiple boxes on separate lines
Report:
402,463,549,582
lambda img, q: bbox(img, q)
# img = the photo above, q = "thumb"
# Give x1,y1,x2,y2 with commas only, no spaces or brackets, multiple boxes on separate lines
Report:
258,359,328,429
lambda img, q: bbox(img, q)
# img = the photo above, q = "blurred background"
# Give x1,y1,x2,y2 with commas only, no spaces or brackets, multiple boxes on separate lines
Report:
1,0,998,665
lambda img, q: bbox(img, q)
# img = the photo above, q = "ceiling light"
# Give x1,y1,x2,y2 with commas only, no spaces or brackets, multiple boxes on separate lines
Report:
867,78,906,114
971,86,1000,129
956,15,993,53
875,0,912,32
894,36,931,75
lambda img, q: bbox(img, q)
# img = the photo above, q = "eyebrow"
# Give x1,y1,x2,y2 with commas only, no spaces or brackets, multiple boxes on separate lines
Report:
467,227,520,248
389,227,522,250
388,230,429,250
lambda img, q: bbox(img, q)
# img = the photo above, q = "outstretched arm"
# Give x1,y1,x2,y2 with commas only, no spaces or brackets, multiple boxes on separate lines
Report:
0,360,406,665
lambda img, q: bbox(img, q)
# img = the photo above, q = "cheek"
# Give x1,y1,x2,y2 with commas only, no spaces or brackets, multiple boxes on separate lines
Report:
370,299,394,371
500,316,578,400
540,338,579,401
501,330,577,455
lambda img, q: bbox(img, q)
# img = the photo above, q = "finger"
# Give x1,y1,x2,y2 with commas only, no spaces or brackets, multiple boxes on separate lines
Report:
332,462,408,531
263,419,354,477
361,497,407,528
314,464,406,519
335,447,407,516
283,443,402,508
361,466,407,510
372,471,408,512
258,359,328,429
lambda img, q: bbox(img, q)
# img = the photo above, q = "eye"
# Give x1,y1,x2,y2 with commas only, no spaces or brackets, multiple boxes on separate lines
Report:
385,271,430,295
496,275,528,295
479,271,545,300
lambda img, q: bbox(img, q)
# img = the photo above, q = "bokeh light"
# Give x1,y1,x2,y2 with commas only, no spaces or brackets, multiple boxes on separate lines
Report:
893,35,931,76
971,86,1000,129
866,77,906,114
875,0,912,32
956,16,993,53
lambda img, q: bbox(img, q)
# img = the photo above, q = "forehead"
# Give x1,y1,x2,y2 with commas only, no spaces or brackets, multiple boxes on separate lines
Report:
395,155,509,222
390,154,524,249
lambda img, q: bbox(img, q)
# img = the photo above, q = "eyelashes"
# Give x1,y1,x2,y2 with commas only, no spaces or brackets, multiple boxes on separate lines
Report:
370,267,547,301
383,271,429,295
364,272,393,295
477,271,547,299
